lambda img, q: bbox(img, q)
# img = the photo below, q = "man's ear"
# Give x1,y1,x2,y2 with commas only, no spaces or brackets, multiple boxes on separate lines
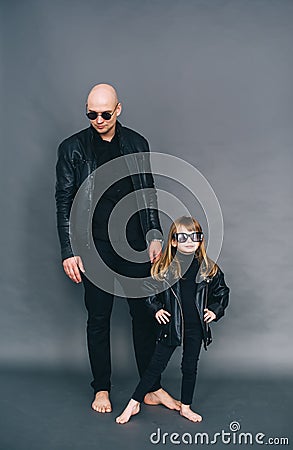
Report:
116,102,122,117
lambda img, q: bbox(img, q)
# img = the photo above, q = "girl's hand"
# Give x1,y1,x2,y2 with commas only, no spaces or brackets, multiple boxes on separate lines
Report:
204,308,216,323
155,309,171,324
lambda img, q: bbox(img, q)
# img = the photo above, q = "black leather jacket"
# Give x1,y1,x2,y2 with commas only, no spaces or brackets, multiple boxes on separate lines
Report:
55,122,163,261
145,267,230,350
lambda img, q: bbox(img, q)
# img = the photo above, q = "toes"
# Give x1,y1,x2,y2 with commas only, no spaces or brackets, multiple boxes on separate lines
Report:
92,402,112,413
116,416,126,424
189,414,202,422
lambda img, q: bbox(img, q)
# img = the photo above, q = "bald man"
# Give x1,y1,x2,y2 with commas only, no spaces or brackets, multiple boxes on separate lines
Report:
55,84,180,413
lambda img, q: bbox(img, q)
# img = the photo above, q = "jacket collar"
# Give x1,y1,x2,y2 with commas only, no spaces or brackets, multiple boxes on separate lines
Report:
162,270,210,289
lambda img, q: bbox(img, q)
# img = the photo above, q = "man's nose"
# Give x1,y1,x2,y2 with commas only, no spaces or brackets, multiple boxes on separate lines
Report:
96,114,104,124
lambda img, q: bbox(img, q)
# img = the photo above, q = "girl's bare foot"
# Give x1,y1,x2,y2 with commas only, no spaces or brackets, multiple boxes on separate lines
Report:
180,404,202,422
144,388,181,410
92,391,112,413
116,399,140,424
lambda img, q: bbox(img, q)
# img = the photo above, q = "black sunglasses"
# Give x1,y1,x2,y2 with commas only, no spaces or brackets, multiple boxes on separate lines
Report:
172,232,203,243
86,103,119,121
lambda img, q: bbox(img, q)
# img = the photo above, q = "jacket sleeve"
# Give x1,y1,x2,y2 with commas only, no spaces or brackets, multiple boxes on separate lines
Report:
55,140,77,261
140,140,163,242
143,280,165,315
207,268,230,322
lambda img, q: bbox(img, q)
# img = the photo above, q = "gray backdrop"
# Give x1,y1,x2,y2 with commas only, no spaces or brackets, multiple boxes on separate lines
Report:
1,0,292,380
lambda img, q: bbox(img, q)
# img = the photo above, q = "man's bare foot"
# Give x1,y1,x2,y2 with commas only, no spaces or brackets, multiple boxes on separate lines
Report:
180,404,202,422
116,399,140,424
92,390,112,413
144,388,181,410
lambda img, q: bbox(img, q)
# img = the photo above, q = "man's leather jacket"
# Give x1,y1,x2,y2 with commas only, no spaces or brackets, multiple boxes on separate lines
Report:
55,122,163,261
145,267,230,350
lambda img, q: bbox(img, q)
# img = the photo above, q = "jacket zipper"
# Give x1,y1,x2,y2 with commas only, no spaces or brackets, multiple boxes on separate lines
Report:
203,278,211,348
204,278,209,332
193,277,210,348
194,296,205,335
169,283,185,345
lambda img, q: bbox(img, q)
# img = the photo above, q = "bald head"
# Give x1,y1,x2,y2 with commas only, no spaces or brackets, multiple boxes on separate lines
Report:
86,83,122,140
87,84,118,107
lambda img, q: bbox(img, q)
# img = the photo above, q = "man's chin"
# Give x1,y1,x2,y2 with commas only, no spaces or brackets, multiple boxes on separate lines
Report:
94,124,115,135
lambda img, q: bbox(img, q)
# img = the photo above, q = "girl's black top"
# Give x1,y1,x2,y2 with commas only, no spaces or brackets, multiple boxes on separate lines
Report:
178,252,201,327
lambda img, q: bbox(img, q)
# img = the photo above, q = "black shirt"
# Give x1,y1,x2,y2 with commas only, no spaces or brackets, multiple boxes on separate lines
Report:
91,126,144,243
178,252,201,326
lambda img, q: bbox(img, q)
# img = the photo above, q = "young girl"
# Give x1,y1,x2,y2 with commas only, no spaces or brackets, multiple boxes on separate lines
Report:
116,216,230,424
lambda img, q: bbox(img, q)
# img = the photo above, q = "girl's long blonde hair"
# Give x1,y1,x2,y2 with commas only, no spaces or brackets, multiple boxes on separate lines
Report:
151,216,218,280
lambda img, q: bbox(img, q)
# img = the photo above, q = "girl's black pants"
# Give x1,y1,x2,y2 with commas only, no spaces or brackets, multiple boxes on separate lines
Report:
132,325,203,405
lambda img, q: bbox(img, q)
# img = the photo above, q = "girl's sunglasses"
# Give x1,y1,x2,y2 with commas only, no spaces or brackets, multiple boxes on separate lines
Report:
173,232,203,243
86,103,119,121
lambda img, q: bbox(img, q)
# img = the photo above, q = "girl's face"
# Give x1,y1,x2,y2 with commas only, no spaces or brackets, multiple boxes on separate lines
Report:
171,225,201,255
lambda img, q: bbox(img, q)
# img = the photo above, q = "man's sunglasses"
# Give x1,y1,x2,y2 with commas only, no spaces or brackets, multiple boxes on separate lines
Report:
172,232,203,243
86,103,119,121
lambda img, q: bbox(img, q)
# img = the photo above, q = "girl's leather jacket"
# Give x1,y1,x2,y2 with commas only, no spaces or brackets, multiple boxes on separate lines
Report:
145,267,230,350
55,122,163,260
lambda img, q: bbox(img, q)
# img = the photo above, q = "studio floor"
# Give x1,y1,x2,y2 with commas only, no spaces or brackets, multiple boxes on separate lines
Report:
0,368,291,450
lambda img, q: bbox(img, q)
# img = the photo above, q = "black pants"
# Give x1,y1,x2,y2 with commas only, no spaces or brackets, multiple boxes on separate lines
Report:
81,239,161,394
132,325,203,405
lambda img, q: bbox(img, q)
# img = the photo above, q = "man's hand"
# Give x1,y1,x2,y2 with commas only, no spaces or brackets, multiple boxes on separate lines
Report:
155,309,171,324
148,240,162,264
203,308,216,323
62,256,85,283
